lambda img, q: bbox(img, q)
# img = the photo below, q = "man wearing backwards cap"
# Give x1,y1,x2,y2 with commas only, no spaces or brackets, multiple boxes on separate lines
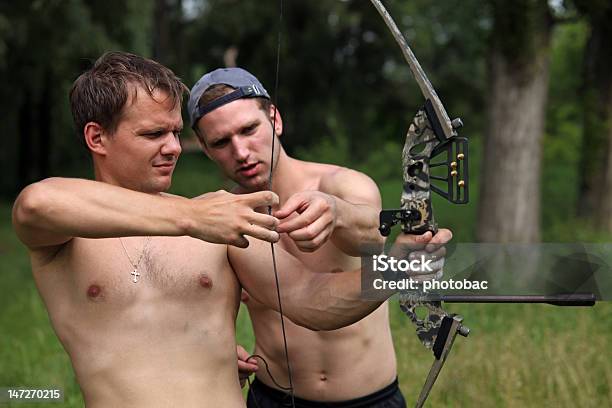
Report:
12,52,436,408
190,67,452,408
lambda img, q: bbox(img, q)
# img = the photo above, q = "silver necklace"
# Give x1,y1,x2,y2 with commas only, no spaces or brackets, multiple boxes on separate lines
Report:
119,237,151,283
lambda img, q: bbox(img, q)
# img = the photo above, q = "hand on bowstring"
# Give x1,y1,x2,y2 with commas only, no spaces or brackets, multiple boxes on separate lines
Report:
274,191,337,252
192,190,280,247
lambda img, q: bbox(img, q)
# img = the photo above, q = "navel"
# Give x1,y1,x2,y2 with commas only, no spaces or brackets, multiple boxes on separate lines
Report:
199,275,213,289
87,284,102,299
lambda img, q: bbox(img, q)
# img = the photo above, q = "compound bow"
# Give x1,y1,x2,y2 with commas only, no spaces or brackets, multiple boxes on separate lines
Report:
371,2,597,408
370,1,471,405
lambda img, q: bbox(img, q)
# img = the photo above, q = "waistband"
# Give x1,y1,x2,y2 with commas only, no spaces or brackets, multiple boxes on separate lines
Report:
249,376,400,408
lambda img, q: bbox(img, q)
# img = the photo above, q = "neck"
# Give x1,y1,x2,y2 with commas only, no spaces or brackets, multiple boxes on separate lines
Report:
93,161,163,196
268,150,310,204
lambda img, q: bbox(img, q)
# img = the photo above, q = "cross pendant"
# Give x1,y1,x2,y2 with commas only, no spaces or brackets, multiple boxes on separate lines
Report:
131,269,140,283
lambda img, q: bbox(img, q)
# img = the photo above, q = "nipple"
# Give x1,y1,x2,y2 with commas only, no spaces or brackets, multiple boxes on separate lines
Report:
199,275,213,289
87,284,101,298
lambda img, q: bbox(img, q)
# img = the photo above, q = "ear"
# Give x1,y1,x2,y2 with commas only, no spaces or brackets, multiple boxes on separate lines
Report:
83,122,108,156
269,104,283,137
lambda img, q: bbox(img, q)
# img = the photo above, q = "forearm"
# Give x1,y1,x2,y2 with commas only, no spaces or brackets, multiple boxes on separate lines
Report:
13,178,191,247
332,197,384,256
229,240,393,331
281,269,393,331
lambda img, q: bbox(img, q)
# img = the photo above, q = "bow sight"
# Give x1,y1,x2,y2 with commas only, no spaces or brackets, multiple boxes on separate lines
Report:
379,99,469,237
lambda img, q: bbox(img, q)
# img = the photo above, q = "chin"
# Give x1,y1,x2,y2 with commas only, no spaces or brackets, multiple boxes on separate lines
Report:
144,179,172,194
242,178,269,192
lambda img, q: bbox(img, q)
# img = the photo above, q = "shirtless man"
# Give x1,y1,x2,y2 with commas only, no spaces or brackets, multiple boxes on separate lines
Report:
189,67,452,407
11,52,425,408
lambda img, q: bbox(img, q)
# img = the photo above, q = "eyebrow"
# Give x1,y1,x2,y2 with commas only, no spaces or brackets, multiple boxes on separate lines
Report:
209,119,260,144
239,119,260,133
135,125,183,135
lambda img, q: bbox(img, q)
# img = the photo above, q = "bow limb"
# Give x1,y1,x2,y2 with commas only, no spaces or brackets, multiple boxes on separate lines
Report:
370,0,454,139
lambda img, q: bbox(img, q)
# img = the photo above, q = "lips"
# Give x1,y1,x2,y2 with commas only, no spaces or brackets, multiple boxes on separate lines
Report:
153,162,175,174
238,162,260,177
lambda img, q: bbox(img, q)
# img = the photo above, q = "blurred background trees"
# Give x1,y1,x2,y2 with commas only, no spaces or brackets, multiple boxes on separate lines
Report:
1,0,610,241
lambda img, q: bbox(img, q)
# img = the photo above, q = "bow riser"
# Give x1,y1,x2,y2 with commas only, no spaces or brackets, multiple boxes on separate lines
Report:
401,108,437,234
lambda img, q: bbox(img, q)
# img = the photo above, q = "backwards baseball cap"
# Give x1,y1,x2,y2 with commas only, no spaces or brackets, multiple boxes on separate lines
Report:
188,67,270,128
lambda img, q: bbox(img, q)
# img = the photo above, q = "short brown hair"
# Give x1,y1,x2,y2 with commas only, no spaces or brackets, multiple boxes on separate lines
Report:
195,84,272,143
69,51,188,137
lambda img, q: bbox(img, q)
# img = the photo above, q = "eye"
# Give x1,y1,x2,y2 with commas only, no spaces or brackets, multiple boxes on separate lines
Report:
243,124,257,135
144,130,164,138
173,130,182,138
212,138,229,148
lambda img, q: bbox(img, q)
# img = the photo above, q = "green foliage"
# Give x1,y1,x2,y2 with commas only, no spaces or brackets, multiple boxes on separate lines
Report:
489,0,553,65
295,133,351,167
542,21,588,231
0,0,156,196
168,152,231,197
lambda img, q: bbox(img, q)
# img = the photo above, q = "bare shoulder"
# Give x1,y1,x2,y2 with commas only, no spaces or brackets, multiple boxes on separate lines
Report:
317,164,381,206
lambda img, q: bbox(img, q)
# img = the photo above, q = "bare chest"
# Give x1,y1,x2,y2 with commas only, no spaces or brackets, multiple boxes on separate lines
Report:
54,236,237,305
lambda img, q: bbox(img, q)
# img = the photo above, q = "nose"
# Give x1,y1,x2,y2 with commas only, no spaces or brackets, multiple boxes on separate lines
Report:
161,132,182,158
232,137,250,162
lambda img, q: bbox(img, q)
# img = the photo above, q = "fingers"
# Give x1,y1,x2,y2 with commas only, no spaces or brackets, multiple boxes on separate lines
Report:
243,190,279,209
243,224,280,244
426,228,453,252
274,193,307,219
420,245,447,260
276,203,322,233
392,229,452,253
394,231,432,251
247,212,280,231
409,269,444,282
236,345,258,371
237,359,258,372
389,232,430,258
389,231,447,282
235,198,281,245
229,235,250,248
236,344,250,360
285,208,330,240
289,215,332,252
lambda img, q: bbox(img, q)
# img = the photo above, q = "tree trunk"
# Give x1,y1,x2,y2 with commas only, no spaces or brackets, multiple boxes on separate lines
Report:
36,69,52,180
477,1,553,243
17,90,34,190
153,0,170,63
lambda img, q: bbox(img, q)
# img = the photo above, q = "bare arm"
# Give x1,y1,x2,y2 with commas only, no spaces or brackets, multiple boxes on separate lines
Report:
324,169,384,255
228,237,387,331
229,229,452,331
275,169,384,256
12,177,279,251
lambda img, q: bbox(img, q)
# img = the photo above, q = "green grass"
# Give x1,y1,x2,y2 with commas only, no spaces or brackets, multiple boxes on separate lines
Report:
391,301,611,407
2,152,611,407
